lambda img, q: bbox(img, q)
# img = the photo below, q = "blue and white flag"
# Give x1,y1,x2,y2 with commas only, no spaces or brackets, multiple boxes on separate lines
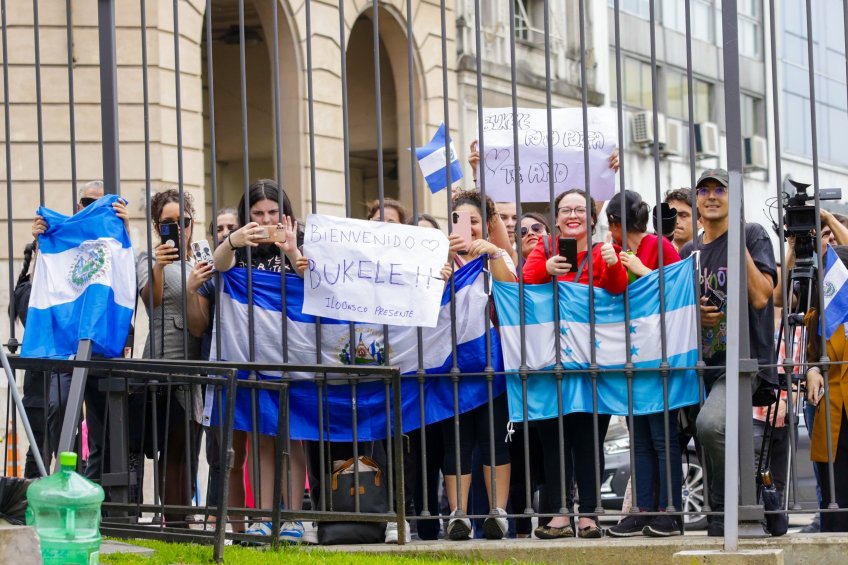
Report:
211,257,503,441
492,257,701,422
823,244,848,339
415,123,463,193
22,195,136,359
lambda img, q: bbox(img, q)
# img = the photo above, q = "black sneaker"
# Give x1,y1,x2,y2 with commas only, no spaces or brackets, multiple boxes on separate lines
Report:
707,517,724,537
607,514,650,538
643,514,681,537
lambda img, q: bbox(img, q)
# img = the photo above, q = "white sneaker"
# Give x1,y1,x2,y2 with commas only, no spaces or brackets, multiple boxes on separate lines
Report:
301,521,318,545
385,520,411,544
279,521,304,544
446,509,472,541
483,507,508,540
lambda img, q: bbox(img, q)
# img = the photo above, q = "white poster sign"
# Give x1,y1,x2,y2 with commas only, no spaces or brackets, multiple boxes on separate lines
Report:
302,214,449,328
480,107,618,202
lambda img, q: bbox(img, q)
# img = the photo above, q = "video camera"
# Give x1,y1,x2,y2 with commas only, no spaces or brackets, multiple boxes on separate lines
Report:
783,179,842,264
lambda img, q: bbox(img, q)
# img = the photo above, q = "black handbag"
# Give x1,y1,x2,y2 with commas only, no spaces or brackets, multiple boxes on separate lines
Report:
317,455,389,545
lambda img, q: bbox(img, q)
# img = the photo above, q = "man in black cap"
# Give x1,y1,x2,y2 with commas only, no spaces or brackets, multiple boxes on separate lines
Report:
680,168,777,537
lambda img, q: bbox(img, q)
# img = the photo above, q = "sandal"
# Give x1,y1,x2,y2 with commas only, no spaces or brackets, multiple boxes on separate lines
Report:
534,524,575,539
577,523,603,539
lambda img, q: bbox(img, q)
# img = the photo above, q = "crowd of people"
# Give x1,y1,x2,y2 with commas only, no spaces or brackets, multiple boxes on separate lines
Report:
13,151,848,545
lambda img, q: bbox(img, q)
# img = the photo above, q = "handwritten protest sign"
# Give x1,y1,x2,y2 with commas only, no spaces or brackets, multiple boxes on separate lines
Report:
303,214,449,327
480,107,618,202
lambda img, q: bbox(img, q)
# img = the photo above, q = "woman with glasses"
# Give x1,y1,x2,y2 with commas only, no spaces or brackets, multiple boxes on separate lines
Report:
519,212,550,260
212,179,307,543
137,188,211,527
367,198,409,224
602,190,683,538
522,188,626,539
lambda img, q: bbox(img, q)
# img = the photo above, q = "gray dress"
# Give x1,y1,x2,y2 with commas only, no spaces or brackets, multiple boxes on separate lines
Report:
136,252,203,423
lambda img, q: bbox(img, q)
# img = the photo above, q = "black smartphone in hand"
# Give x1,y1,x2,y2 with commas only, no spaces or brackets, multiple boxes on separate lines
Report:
159,222,181,259
558,237,578,272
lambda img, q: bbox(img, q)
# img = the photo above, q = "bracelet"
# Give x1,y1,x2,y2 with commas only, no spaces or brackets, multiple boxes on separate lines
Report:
227,233,237,250
490,250,506,260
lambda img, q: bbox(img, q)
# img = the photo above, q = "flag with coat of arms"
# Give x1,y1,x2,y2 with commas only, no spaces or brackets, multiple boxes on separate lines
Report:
415,123,463,193
822,244,848,339
21,194,136,359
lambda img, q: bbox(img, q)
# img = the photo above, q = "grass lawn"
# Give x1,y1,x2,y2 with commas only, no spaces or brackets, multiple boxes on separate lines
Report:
101,539,529,565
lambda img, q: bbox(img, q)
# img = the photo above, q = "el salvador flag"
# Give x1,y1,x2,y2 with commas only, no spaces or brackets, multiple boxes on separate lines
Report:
415,123,463,193
211,257,503,441
492,257,702,422
823,244,848,339
21,195,136,359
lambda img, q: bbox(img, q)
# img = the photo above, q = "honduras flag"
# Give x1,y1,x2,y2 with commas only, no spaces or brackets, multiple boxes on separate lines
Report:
415,123,463,193
211,257,503,441
823,244,848,339
21,195,136,359
493,257,701,422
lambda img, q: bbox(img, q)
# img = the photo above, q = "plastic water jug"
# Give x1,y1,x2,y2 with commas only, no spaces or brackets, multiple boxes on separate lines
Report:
26,452,105,564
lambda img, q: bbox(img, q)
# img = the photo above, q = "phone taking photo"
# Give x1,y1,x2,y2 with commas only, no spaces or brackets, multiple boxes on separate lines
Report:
558,237,578,272
451,211,472,255
254,226,287,245
159,222,181,259
191,239,213,266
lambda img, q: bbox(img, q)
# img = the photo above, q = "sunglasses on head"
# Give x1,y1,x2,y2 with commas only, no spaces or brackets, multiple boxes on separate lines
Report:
159,217,193,228
79,197,98,208
520,223,545,237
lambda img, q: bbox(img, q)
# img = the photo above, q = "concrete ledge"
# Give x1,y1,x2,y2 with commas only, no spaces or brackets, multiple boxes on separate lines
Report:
0,525,42,564
674,549,783,565
311,534,848,565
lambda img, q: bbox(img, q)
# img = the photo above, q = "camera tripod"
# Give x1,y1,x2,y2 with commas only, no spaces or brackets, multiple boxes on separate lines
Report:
766,259,816,511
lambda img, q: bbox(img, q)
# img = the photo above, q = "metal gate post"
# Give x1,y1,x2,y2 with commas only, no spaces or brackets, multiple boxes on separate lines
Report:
720,0,765,550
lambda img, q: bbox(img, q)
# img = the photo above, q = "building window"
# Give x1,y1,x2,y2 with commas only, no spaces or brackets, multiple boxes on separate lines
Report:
738,0,762,58
665,70,712,123
741,94,765,137
514,0,529,41
610,0,650,19
781,0,848,167
615,57,654,110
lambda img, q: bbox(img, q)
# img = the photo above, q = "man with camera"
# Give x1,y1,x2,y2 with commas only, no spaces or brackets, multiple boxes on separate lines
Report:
680,169,778,537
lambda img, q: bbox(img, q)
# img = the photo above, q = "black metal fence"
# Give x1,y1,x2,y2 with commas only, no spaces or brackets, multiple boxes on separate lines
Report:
2,0,848,561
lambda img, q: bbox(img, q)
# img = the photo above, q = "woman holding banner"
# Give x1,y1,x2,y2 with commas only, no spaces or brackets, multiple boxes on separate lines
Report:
522,188,626,539
442,190,516,541
603,190,684,538
211,179,307,543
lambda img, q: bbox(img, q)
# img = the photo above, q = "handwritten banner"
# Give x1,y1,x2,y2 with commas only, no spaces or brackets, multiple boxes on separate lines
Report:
302,214,449,327
480,107,618,202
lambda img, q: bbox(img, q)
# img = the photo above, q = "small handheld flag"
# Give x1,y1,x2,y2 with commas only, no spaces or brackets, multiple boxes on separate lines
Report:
415,123,463,193
823,244,848,339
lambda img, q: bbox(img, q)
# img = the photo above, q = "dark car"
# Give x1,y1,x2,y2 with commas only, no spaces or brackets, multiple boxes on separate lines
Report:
600,415,818,530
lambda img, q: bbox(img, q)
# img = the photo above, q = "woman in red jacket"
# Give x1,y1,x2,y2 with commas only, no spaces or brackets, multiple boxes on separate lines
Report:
603,190,684,538
523,188,626,539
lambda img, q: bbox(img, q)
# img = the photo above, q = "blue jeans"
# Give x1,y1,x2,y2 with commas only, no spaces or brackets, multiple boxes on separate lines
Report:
634,410,682,511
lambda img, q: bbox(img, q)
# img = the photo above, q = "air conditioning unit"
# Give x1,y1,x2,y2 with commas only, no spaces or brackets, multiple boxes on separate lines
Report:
694,122,720,159
744,135,768,171
631,111,667,148
663,120,684,157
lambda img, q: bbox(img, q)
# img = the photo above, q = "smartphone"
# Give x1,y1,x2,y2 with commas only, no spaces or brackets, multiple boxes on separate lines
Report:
558,237,578,272
159,222,181,259
703,286,726,310
254,226,287,245
451,211,472,255
191,239,213,265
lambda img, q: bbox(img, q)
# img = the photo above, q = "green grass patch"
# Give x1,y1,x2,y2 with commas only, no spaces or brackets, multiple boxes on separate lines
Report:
101,538,532,565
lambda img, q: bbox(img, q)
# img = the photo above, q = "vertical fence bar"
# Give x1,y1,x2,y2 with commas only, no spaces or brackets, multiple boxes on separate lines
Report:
2,0,15,348
805,0,838,510
577,0,602,519
612,0,639,514
31,0,45,204
99,0,120,196
684,0,709,520
65,0,77,210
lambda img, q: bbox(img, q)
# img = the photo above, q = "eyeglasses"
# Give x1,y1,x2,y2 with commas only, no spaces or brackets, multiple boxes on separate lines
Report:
557,206,587,217
696,185,727,198
520,223,546,237
159,217,193,228
79,197,98,208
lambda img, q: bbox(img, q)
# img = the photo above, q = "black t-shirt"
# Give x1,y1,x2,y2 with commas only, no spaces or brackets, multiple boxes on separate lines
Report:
680,223,777,384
